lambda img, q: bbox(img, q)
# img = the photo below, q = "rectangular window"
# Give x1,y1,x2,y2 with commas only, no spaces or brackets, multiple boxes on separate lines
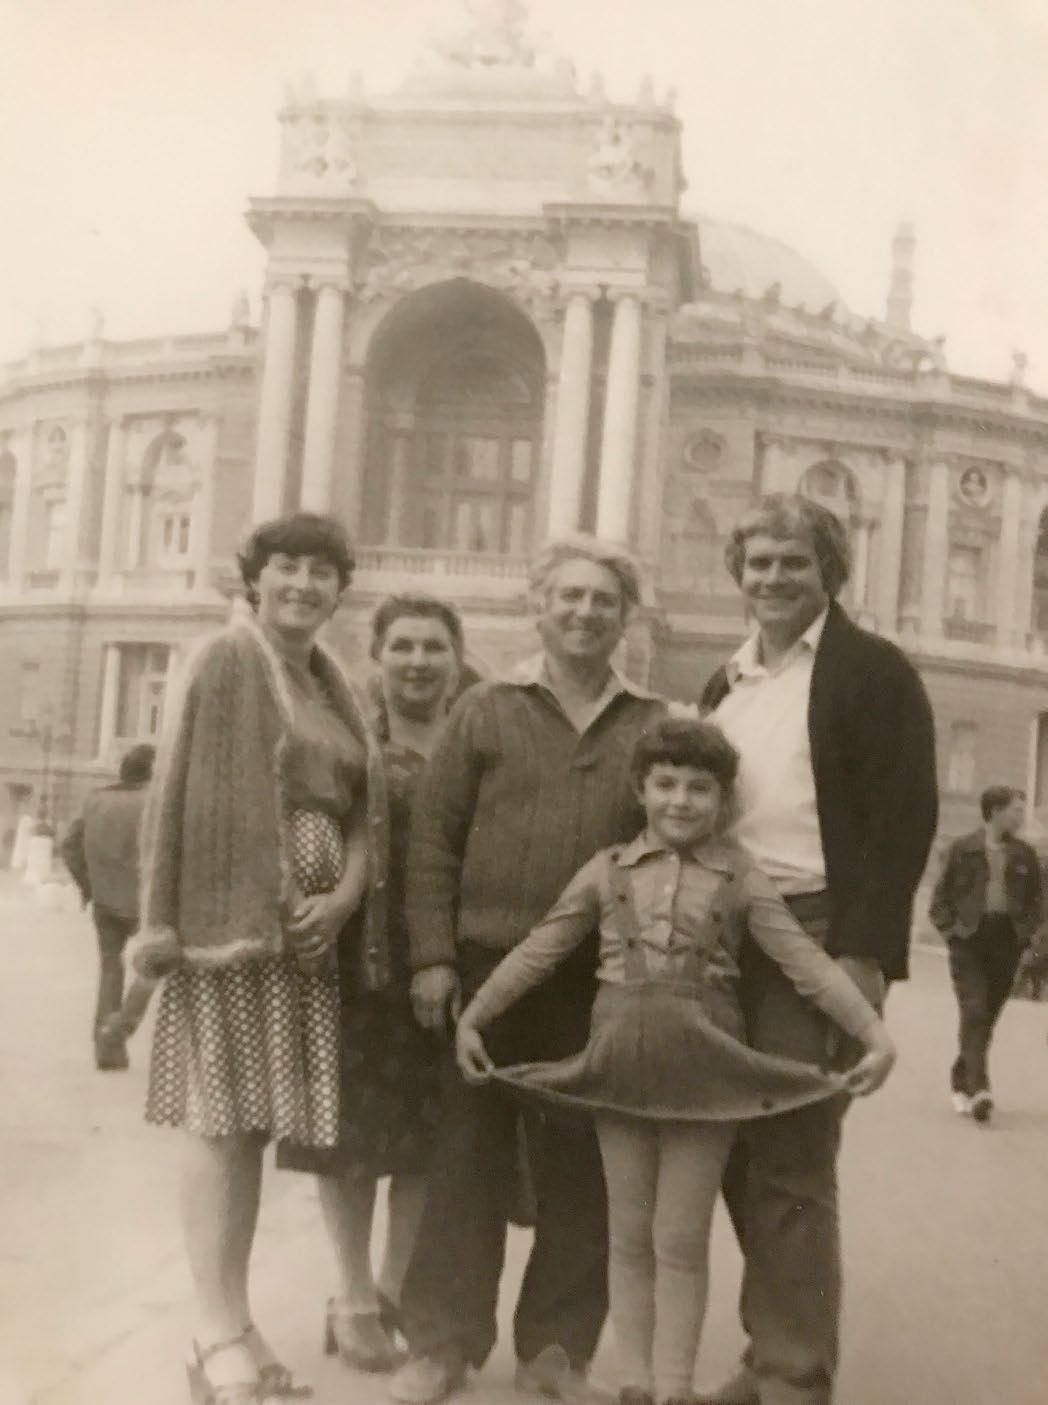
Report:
510,438,533,484
947,721,977,794
159,510,192,563
452,499,497,552
455,436,500,482
18,661,41,726
115,644,170,741
947,546,981,620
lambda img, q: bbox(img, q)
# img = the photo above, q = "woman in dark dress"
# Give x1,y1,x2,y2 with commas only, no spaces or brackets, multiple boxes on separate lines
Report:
280,594,466,1372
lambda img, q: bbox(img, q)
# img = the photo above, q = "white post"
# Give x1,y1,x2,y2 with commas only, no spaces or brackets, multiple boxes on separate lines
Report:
596,292,643,542
876,454,906,631
385,434,410,546
547,290,595,536
339,368,368,538
192,414,220,593
252,276,300,522
996,468,1023,648
96,418,126,586
6,427,33,591
300,281,348,512
919,457,950,637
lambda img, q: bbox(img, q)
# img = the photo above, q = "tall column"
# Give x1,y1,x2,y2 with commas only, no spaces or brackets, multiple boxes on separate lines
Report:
6,427,33,591
919,457,950,637
547,290,595,536
851,520,871,611
995,468,1024,647
596,293,643,542
96,418,126,586
338,368,368,537
875,454,906,631
95,642,121,760
60,420,90,591
252,276,300,522
1015,480,1040,646
300,281,348,512
192,414,220,593
385,434,410,546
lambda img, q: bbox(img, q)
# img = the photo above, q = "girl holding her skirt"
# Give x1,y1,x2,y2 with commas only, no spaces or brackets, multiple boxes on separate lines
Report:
455,718,895,1405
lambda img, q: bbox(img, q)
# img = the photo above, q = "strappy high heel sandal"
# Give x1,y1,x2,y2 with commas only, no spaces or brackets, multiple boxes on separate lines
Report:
186,1334,259,1405
242,1324,313,1399
323,1298,403,1372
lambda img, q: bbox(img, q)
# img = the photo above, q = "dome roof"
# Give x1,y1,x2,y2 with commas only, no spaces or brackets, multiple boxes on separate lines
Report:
691,214,843,312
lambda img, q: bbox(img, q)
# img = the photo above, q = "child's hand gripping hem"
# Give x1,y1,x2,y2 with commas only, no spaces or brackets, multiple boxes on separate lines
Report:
455,1019,495,1085
843,1025,896,1097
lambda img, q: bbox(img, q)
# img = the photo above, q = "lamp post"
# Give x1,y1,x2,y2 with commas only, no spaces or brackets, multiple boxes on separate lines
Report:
10,702,70,884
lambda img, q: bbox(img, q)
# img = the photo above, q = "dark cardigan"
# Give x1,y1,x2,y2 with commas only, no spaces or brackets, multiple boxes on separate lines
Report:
702,601,939,982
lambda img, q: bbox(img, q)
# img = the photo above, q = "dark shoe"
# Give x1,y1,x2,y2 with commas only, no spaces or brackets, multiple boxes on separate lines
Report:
389,1353,466,1405
618,1390,654,1405
95,1026,129,1071
970,1090,993,1123
694,1365,759,1405
515,1345,608,1402
324,1301,403,1372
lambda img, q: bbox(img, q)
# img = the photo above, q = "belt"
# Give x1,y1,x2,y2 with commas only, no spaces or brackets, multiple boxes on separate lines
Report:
782,889,830,921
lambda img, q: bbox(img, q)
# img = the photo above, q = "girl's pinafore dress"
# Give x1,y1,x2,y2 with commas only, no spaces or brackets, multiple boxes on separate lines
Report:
491,850,846,1122
145,656,364,1146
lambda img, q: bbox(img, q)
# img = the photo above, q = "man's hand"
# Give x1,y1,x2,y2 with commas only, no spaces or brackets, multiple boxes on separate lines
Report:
844,1024,896,1097
456,1020,494,1084
410,964,461,1034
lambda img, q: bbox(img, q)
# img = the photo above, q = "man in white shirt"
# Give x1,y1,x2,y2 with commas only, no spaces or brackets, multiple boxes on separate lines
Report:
698,494,938,1405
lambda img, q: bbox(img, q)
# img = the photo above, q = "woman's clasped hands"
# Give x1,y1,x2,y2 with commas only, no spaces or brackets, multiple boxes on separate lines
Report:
287,890,356,967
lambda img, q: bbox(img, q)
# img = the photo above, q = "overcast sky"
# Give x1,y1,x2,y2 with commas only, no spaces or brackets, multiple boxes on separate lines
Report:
2,0,1047,388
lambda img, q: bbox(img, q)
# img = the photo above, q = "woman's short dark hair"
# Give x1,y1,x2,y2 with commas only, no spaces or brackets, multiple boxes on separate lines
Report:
369,594,465,662
629,717,740,793
237,512,356,595
724,493,851,597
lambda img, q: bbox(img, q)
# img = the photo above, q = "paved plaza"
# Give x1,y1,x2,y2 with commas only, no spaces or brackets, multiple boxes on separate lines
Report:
1,874,1046,1405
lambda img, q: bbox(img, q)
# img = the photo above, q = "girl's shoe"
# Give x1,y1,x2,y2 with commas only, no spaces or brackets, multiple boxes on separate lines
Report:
241,1324,312,1398
186,1335,259,1405
323,1300,403,1371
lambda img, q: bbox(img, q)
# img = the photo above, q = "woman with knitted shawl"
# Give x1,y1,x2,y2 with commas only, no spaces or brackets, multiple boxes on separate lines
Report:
132,512,390,1405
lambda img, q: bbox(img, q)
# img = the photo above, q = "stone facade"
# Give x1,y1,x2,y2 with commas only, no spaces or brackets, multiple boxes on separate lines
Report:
3,1,1048,862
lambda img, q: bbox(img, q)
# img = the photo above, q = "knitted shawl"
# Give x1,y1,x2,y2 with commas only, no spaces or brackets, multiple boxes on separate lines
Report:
131,617,391,988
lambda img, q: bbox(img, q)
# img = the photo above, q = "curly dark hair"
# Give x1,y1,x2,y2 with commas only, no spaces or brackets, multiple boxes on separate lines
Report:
629,717,740,794
237,512,355,598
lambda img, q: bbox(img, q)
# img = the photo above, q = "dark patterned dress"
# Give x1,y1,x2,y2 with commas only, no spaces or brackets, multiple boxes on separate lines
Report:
279,727,444,1177
145,658,365,1146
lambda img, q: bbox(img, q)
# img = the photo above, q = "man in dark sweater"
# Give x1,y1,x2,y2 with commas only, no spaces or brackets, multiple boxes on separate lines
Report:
929,784,1041,1123
61,744,155,1070
698,495,937,1405
391,538,665,1405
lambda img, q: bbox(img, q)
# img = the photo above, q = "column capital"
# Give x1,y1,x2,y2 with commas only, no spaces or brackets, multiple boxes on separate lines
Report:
265,272,307,296
605,287,643,307
310,275,352,297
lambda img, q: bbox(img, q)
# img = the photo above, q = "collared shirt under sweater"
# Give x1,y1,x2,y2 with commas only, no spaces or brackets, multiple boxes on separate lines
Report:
405,662,665,972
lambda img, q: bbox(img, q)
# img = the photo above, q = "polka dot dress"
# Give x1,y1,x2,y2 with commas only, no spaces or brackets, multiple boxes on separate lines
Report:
145,810,344,1145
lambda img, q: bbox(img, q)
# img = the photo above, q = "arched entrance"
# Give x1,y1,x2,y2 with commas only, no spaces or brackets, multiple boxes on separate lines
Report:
360,281,546,555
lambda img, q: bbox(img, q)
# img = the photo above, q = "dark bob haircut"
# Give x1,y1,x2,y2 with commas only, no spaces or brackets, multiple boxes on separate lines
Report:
369,593,465,662
237,512,356,595
629,717,740,794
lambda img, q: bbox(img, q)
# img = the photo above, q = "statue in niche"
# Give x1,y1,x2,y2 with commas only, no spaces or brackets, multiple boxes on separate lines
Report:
434,0,536,68
587,117,653,197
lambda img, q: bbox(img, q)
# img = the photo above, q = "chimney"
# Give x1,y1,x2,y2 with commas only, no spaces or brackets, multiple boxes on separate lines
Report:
886,221,915,331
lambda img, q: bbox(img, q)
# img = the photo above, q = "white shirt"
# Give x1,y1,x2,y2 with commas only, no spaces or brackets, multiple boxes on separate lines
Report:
711,610,828,895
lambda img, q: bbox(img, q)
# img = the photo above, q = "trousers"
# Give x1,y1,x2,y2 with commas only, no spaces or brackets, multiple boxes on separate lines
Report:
597,1115,736,1401
400,941,608,1370
947,914,1021,1096
722,896,850,1405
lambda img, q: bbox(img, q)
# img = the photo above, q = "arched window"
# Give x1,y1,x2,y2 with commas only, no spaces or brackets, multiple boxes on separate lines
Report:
1033,508,1048,637
0,449,15,578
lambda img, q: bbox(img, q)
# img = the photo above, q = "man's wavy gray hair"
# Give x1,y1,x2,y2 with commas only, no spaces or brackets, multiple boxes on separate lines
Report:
528,535,642,616
724,493,851,597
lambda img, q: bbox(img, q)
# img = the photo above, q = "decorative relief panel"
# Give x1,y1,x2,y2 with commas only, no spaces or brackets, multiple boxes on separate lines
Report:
279,106,358,191
355,227,562,314
586,117,655,200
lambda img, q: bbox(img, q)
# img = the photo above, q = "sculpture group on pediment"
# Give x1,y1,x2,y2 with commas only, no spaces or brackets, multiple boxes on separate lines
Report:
587,117,654,199
282,107,358,187
433,0,536,69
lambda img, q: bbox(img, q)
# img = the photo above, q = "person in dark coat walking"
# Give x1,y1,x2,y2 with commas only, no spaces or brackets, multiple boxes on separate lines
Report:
929,784,1041,1122
61,743,156,1069
697,493,938,1405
